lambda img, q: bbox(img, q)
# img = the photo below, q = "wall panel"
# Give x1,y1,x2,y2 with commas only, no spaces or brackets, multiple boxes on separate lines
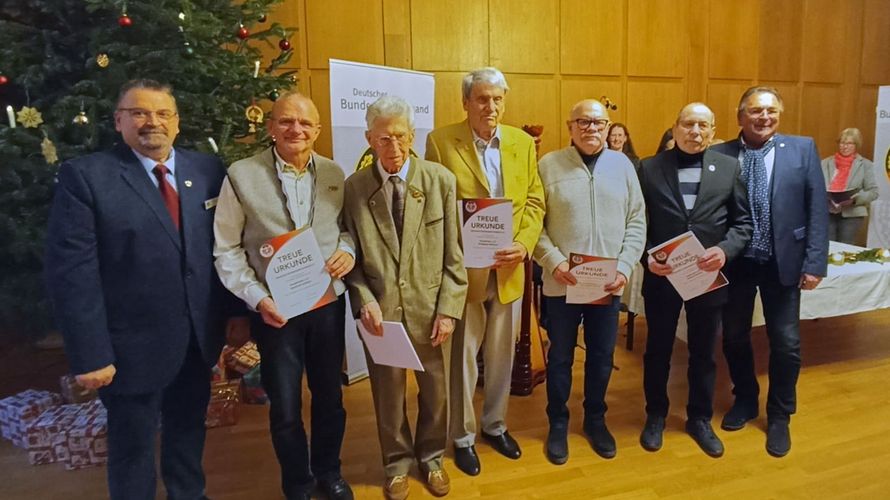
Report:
758,0,803,82
857,86,880,159
411,0,488,71
276,0,890,159
708,0,759,80
627,0,688,78
560,0,624,76
490,0,558,74
307,70,333,156
861,0,890,85
801,84,844,155
626,80,687,157
305,0,384,69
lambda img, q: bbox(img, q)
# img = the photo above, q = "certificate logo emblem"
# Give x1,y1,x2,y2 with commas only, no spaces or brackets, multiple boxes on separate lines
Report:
260,243,274,258
572,255,583,264
465,201,477,213
654,250,668,264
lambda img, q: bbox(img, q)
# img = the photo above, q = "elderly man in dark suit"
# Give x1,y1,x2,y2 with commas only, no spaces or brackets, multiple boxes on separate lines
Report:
712,86,828,457
638,102,752,458
45,79,244,500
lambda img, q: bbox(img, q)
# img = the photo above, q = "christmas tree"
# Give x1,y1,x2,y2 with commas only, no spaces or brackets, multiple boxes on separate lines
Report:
0,0,297,338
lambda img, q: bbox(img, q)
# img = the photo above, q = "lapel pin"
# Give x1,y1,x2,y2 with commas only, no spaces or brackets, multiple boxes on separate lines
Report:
370,200,376,207
708,164,716,172
411,190,423,199
184,180,193,187
328,185,338,191
779,143,786,148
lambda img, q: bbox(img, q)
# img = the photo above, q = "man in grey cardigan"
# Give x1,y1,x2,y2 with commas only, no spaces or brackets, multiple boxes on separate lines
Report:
533,99,646,464
213,92,355,500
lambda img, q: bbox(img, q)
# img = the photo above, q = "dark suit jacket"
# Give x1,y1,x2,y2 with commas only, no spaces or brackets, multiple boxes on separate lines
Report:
45,144,234,394
711,134,829,286
638,148,753,306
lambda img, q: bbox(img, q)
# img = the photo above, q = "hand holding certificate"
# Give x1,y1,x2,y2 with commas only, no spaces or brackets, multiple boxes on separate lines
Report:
647,231,728,301
460,198,513,268
357,321,424,371
261,227,337,320
566,253,618,304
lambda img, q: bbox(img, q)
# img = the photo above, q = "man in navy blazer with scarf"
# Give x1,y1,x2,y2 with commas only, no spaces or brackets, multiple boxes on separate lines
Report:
45,79,245,500
711,86,828,458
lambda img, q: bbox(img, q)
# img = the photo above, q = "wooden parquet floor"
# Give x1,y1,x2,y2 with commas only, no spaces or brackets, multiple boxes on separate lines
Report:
2,309,890,499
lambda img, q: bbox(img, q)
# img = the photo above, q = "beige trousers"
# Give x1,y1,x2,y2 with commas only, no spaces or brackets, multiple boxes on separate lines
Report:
450,274,521,447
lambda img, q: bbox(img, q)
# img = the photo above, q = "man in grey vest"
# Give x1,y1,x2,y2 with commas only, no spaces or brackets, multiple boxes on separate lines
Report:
213,92,355,500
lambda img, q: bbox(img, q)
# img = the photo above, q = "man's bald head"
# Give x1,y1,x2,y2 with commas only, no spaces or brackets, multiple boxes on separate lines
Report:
672,102,715,154
266,92,322,165
567,99,610,156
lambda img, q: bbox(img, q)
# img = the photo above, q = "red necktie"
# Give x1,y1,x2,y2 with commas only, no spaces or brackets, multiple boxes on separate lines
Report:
152,164,180,230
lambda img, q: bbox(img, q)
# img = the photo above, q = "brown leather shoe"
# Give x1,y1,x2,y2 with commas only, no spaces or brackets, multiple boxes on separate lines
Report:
425,469,450,497
384,474,409,500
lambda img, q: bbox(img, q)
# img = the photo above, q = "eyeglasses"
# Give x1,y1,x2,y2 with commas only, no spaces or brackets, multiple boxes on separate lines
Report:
117,108,178,122
678,120,713,132
571,118,609,130
373,133,411,147
744,107,781,118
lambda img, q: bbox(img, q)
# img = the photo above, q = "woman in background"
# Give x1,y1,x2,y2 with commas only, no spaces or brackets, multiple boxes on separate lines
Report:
655,128,674,154
821,127,878,244
607,122,641,171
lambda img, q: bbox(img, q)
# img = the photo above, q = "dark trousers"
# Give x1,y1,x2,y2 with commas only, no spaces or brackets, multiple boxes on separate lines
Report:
100,337,211,500
722,257,801,422
251,295,347,498
643,290,721,420
544,296,620,428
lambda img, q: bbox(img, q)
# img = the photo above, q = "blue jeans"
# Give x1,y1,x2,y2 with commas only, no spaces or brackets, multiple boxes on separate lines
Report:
251,295,347,498
544,296,620,428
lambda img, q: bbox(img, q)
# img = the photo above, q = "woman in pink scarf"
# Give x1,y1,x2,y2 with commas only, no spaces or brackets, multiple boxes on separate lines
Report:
821,128,878,244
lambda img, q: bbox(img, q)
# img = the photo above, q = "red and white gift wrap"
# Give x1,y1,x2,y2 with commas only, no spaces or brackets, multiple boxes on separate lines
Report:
0,389,63,447
64,400,108,470
205,380,240,428
24,403,83,465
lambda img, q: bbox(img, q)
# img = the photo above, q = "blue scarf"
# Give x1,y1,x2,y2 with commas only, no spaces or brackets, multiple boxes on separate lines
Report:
741,138,776,262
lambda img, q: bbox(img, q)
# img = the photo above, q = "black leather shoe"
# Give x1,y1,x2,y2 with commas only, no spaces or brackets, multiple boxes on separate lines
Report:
454,445,481,476
481,431,522,459
317,476,354,500
766,420,791,457
545,426,568,465
640,415,665,452
685,419,724,458
721,402,758,431
583,421,616,459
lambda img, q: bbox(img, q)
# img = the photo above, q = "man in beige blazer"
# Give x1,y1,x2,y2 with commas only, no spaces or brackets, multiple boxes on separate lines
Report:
213,92,355,500
344,96,467,500
425,67,545,475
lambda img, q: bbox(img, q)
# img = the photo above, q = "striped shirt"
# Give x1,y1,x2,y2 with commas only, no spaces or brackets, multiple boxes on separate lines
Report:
676,149,703,211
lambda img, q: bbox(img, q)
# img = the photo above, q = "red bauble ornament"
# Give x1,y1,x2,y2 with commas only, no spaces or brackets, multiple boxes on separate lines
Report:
0,75,8,86
118,14,133,27
278,39,291,51
237,26,249,39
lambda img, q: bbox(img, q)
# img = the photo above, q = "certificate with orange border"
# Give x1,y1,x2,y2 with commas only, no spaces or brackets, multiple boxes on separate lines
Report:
260,227,336,319
460,198,513,268
566,253,617,305
647,231,728,301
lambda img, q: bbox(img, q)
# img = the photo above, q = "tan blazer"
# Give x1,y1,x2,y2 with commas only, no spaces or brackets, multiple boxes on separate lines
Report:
821,154,879,218
343,158,468,343
425,121,545,304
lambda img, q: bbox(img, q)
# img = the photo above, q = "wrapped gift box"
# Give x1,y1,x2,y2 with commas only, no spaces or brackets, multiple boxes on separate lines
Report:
0,389,63,447
240,365,268,405
59,375,98,404
223,341,260,375
24,403,83,465
64,400,108,470
205,380,240,428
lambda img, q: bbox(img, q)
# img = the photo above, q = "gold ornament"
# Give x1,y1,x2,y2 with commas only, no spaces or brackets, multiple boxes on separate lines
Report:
245,103,264,133
72,110,90,125
41,135,58,164
16,106,44,128
96,53,110,68
829,252,845,265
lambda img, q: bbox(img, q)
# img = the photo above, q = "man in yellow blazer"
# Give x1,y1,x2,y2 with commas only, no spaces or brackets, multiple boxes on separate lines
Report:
345,96,467,500
425,67,545,476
